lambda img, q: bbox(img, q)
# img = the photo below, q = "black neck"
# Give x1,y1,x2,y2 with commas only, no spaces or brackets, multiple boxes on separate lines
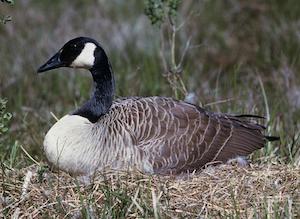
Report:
72,50,115,123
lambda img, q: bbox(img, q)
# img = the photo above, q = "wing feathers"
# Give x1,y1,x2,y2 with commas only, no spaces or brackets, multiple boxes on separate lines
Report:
110,97,274,175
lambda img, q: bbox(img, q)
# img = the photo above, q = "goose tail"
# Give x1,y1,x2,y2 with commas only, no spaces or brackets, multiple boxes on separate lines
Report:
265,135,280,141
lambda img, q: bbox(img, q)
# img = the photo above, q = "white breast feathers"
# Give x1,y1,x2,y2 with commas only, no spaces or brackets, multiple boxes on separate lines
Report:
43,114,148,175
43,115,102,175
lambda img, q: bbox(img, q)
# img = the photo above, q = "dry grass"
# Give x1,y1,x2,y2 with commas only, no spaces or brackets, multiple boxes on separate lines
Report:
1,163,299,218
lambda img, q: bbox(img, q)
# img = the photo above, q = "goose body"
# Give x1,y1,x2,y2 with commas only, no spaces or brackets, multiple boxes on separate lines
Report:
38,37,275,176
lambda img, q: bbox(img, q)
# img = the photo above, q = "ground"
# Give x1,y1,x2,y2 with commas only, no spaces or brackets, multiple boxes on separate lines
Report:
1,163,299,218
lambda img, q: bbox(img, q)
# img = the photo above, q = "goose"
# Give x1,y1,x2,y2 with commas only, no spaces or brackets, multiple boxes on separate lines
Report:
37,37,278,176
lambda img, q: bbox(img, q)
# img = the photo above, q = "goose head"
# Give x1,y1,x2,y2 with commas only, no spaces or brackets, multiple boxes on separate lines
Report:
37,37,106,72
38,37,115,123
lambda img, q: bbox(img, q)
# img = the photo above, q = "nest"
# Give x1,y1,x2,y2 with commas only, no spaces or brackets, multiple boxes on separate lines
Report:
1,163,299,218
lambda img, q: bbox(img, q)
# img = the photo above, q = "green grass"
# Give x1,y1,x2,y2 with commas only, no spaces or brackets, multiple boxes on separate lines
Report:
0,0,300,218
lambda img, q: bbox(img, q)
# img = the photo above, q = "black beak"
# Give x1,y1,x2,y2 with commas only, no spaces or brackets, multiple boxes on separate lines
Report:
37,52,65,73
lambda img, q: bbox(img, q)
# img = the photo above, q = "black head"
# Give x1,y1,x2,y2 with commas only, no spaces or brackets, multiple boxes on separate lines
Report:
37,37,101,73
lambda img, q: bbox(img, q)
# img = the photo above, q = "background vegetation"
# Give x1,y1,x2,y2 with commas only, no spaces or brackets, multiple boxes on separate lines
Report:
0,0,299,218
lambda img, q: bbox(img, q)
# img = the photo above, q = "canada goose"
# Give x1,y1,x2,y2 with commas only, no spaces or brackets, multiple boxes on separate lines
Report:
38,37,278,176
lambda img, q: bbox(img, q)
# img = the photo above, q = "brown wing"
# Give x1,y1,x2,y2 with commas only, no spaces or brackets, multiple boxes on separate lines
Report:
116,97,266,175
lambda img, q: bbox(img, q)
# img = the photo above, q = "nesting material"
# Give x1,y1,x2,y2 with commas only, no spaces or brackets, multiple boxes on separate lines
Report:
1,163,299,218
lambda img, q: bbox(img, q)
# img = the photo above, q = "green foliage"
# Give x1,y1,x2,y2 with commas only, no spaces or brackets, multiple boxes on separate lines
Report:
144,0,181,26
0,98,12,136
0,99,21,167
0,0,13,24
0,98,12,160
0,15,11,24
1,0,14,4
8,140,19,168
144,0,188,100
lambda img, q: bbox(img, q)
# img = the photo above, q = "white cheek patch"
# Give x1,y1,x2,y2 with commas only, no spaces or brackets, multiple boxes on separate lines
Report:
71,43,96,68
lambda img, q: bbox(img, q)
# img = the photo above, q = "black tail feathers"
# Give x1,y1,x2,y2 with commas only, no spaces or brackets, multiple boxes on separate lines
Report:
234,114,266,119
265,136,280,141
232,114,280,142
